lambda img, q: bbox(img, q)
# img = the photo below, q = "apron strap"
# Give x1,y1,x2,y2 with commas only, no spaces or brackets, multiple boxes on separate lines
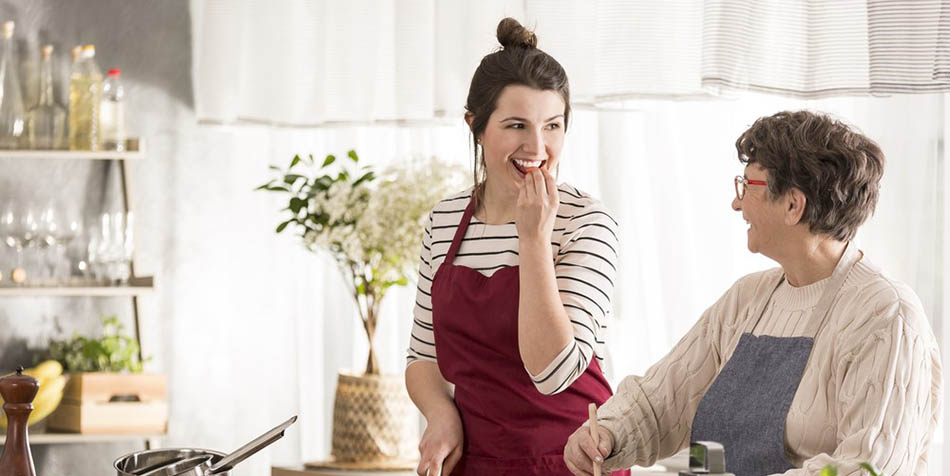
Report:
444,194,477,266
742,241,861,338
801,241,861,338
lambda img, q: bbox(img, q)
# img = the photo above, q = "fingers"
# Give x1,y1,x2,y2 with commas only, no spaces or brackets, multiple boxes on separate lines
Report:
443,445,463,475
416,446,449,476
564,428,600,476
598,427,612,458
540,167,558,204
530,169,544,197
580,432,605,465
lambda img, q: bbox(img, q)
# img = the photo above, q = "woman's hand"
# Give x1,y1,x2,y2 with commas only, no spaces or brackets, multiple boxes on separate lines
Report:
516,167,559,243
416,405,464,476
564,423,614,476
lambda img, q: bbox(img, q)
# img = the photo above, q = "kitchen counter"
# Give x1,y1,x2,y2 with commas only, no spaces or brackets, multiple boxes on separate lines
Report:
271,450,689,476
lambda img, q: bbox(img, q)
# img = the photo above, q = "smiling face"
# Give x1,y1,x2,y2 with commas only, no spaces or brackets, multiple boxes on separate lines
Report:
732,163,787,257
476,84,566,198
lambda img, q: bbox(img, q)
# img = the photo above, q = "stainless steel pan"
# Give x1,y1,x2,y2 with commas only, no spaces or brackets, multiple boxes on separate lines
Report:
114,416,297,476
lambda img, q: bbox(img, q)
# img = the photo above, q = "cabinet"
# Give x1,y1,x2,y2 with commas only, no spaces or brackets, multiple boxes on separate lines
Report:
0,142,164,448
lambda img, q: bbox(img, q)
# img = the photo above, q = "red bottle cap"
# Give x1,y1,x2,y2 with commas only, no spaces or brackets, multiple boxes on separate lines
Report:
108,68,121,77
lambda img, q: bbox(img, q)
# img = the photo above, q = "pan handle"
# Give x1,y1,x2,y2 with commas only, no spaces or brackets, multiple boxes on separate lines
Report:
208,415,297,474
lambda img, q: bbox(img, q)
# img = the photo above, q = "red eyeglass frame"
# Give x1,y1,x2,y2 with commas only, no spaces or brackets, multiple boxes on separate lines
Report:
734,175,768,200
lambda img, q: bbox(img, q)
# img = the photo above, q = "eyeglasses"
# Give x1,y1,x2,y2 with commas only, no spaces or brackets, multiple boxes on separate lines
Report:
734,175,768,200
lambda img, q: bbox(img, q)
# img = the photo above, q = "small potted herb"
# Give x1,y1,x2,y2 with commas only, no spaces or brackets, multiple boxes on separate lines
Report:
40,315,168,434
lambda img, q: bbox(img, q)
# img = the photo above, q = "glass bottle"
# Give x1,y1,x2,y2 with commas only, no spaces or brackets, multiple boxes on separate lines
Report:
100,68,125,151
27,45,66,149
0,21,25,149
68,44,102,150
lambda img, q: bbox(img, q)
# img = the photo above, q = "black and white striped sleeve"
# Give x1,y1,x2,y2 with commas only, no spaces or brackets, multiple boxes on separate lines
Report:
529,200,619,395
406,211,437,367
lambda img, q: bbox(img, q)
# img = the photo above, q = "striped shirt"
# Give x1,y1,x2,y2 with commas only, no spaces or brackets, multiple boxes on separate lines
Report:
406,183,619,395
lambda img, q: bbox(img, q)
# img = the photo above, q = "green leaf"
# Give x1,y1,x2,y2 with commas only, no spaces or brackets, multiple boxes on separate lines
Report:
266,185,291,193
858,463,882,476
322,154,337,168
268,165,282,171
283,174,306,185
307,154,315,164
254,182,273,191
820,465,838,476
290,154,301,168
289,197,307,215
347,150,359,163
352,171,375,187
276,220,294,233
40,315,146,373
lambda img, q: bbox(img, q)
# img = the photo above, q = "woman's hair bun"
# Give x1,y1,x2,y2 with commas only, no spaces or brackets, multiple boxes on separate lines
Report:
496,17,537,49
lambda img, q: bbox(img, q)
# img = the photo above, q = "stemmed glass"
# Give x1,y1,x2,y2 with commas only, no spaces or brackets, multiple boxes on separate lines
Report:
57,211,83,283
0,202,24,281
88,211,134,284
37,205,58,283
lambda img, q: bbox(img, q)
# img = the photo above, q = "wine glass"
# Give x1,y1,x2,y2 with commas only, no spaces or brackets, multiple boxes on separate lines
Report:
0,202,22,279
37,205,58,283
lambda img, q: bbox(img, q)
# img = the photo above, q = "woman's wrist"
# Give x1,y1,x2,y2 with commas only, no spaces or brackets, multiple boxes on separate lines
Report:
519,234,553,252
423,398,460,422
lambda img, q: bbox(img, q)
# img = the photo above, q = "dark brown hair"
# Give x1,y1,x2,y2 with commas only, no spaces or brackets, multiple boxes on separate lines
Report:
465,17,571,206
736,110,885,241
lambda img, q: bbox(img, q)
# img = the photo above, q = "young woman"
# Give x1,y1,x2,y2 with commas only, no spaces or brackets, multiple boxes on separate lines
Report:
405,17,628,476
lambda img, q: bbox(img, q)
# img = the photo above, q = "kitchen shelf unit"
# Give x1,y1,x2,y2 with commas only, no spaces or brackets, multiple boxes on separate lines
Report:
0,276,153,296
0,431,164,445
0,142,165,448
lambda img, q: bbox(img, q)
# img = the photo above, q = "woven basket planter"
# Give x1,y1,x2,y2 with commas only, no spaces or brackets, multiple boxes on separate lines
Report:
313,371,415,469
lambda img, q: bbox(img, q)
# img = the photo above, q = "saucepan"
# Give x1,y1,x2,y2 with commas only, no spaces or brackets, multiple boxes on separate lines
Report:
114,416,297,476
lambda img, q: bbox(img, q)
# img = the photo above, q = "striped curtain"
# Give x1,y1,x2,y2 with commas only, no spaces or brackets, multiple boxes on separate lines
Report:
702,0,950,98
194,0,950,124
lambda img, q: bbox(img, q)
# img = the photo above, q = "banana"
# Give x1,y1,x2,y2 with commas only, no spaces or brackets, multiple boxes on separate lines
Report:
26,374,67,424
0,361,67,428
24,360,64,383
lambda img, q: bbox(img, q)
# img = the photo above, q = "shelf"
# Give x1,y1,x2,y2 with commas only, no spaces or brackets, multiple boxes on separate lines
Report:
0,276,154,297
0,431,165,445
0,139,145,161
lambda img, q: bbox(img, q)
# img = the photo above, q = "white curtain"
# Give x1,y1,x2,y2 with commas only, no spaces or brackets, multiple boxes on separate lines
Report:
188,1,948,474
180,95,946,476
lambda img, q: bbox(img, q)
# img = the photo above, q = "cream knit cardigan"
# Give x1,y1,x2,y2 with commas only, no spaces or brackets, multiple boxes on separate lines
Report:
598,255,942,476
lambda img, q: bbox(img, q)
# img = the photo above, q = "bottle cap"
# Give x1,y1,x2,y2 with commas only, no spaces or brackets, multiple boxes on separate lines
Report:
41,45,53,60
108,68,120,77
71,45,82,61
82,44,95,57
2,21,13,39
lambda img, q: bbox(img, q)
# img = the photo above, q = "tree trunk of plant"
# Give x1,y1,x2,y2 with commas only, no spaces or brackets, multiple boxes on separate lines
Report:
363,300,380,375
364,343,379,375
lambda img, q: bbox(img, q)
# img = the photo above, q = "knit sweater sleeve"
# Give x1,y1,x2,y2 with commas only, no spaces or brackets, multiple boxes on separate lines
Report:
776,289,943,476
598,273,763,471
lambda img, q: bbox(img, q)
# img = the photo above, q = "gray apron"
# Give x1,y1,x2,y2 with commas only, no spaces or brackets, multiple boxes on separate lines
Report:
690,243,860,476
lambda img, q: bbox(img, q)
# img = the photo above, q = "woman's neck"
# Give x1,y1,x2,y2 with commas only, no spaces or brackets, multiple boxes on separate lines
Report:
779,237,848,287
477,181,518,224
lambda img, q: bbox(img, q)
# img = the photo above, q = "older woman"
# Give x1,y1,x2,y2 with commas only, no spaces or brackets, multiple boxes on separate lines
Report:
564,110,942,476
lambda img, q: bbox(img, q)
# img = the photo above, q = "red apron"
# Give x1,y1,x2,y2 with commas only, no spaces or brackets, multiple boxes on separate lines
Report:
431,197,629,476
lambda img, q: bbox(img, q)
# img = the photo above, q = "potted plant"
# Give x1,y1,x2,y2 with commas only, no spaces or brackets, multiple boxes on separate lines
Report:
258,150,462,466
40,315,167,434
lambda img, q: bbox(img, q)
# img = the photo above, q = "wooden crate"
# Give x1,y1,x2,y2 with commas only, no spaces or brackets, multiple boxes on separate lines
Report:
46,373,168,434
